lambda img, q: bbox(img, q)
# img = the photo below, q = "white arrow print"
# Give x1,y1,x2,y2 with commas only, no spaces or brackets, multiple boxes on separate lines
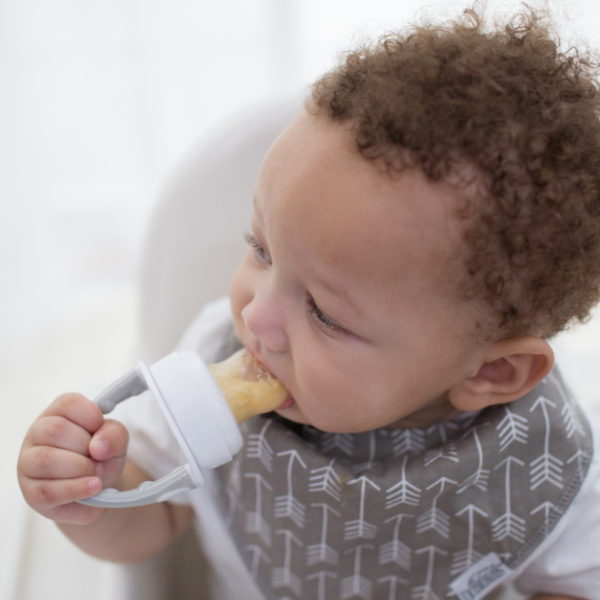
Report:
424,444,458,467
492,456,526,543
307,571,337,600
377,575,409,600
274,450,307,528
386,456,421,508
244,473,273,545
246,419,274,471
344,476,381,540
567,448,592,481
496,405,529,451
412,545,448,600
451,504,488,575
379,514,413,570
561,402,585,438
390,428,425,458
272,529,303,595
320,432,354,455
424,422,459,465
547,370,585,438
309,459,342,502
246,544,271,577
355,430,378,472
530,501,559,538
341,544,374,600
416,477,456,539
458,426,490,493
427,421,459,444
529,396,563,490
306,503,341,566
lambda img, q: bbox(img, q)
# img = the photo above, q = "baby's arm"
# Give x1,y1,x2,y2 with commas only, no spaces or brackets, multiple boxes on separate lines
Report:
17,392,192,562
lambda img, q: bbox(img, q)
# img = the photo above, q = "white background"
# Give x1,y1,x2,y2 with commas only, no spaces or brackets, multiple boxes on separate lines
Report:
2,0,600,596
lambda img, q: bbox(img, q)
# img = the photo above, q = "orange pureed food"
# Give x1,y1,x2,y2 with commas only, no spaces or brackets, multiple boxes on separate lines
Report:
208,349,288,423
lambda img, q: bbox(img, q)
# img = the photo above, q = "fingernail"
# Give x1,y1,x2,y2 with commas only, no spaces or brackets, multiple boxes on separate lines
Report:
88,478,102,491
90,440,109,458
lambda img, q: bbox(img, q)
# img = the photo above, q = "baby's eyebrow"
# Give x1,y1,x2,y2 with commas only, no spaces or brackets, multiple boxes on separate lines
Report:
252,192,365,320
249,196,266,235
252,196,264,221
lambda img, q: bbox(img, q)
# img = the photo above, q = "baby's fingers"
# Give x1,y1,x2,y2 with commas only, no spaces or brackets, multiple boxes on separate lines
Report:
42,393,103,434
20,476,103,523
27,416,92,455
89,419,129,462
19,445,99,480
89,419,129,488
24,476,101,511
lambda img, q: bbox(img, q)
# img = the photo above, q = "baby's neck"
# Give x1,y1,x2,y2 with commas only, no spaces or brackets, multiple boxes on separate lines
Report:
387,396,462,429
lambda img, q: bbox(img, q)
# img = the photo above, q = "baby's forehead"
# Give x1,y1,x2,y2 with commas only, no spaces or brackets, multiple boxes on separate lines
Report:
263,116,468,292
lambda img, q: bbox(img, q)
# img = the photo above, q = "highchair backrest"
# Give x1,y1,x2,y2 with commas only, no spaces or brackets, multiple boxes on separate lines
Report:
120,93,303,600
136,93,303,363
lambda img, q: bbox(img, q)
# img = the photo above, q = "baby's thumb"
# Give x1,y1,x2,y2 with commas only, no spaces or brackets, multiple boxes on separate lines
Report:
89,419,129,462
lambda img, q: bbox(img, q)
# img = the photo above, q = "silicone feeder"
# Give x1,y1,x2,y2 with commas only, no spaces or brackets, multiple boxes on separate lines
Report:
78,352,243,508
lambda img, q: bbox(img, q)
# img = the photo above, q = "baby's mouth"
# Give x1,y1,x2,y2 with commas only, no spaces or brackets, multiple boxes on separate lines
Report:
239,344,296,412
243,347,293,410
209,348,289,422
278,395,295,410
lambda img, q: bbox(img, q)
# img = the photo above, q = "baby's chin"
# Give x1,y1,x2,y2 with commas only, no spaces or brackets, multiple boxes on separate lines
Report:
274,397,311,425
274,402,372,434
274,398,344,431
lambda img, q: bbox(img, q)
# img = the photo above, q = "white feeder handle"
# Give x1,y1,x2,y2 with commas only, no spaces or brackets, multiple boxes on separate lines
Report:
78,352,243,508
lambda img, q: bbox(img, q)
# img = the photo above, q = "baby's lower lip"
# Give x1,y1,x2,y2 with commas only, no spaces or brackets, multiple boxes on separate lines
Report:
278,396,295,410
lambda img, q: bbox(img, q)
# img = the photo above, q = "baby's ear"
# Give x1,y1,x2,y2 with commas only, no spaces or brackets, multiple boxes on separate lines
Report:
448,336,554,412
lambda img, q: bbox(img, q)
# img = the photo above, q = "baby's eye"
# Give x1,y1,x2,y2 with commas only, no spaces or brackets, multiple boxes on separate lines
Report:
307,294,344,333
244,232,271,265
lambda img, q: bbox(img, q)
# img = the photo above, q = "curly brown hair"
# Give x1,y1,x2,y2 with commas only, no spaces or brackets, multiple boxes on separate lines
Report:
309,7,600,339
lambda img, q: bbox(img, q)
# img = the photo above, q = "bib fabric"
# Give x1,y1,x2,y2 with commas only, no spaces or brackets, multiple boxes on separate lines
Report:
213,364,593,600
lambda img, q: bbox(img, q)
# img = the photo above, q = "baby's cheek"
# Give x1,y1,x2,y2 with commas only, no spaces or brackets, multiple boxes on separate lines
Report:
298,359,354,411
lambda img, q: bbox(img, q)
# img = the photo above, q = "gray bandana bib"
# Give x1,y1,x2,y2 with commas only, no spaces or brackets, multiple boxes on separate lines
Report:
213,369,593,600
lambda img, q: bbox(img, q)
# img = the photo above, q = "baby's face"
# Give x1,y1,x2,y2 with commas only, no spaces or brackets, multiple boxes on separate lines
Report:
230,110,486,433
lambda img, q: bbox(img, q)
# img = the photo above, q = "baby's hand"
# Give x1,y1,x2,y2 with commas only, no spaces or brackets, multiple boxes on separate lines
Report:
17,392,129,525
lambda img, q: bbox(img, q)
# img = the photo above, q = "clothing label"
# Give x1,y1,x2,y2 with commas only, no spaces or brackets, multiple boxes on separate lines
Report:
450,552,512,600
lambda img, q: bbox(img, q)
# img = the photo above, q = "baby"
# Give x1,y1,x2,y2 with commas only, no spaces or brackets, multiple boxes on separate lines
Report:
17,7,600,600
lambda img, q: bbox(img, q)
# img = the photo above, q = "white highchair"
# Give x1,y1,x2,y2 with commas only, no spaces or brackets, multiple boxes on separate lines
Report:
6,88,599,599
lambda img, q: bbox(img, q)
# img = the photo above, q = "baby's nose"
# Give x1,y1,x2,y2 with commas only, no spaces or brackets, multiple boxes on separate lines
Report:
241,295,288,354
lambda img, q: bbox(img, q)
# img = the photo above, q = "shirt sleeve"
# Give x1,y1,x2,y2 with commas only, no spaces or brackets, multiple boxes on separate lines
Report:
512,408,600,599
